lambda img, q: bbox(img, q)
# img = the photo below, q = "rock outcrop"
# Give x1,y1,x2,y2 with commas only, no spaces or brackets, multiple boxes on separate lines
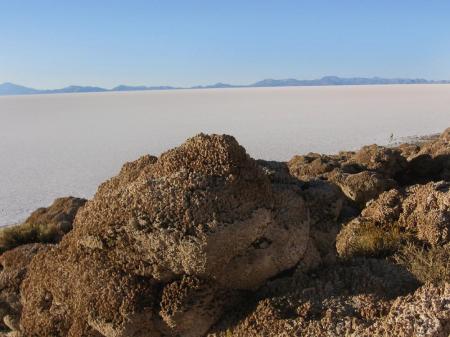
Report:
208,258,420,337
288,144,406,209
355,282,450,337
342,144,407,178
337,181,450,259
403,127,450,183
0,197,87,254
0,244,49,335
2,127,449,337
19,134,312,337
329,170,397,208
23,197,87,235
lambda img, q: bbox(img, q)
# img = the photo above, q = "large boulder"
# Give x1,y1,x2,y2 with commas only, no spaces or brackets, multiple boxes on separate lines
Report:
20,134,311,336
70,134,310,289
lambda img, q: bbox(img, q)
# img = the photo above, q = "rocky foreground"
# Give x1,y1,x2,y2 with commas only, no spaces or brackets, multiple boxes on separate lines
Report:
0,128,449,337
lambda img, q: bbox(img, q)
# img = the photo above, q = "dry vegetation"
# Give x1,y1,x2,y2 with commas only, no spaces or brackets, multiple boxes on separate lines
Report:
0,223,60,253
394,243,450,284
343,223,409,258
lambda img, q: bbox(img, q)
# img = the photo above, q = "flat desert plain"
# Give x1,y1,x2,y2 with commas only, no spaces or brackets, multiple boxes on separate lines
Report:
1,84,449,225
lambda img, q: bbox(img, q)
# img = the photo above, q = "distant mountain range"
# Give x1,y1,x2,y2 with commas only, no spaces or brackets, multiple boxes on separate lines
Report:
1,76,450,96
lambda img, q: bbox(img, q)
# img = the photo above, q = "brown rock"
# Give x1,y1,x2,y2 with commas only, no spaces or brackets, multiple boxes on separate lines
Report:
24,197,87,235
336,188,404,259
160,276,235,337
21,248,160,337
208,259,419,337
399,181,450,246
397,143,421,159
301,180,349,264
356,282,450,337
342,144,407,178
405,128,450,183
0,244,49,333
0,197,87,254
20,134,311,336
337,181,450,259
288,153,346,180
329,170,397,208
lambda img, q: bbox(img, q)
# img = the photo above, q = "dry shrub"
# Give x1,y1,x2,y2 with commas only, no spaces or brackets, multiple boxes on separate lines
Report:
346,224,407,259
394,243,450,284
0,223,60,253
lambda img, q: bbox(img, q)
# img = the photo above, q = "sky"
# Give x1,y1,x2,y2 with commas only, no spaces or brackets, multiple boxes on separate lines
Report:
1,0,450,88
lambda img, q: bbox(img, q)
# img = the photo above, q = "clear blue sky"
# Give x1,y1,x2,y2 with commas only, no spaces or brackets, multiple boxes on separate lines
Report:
1,1,450,88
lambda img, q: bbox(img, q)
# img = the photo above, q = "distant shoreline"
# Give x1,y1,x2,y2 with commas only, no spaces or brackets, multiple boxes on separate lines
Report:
2,76,450,96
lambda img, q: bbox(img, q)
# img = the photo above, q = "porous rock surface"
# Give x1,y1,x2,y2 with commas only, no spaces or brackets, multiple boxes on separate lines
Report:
399,181,450,245
337,181,450,258
329,170,397,208
24,197,87,237
288,145,406,209
19,134,311,337
342,144,407,178
3,127,450,337
0,244,49,336
208,258,420,337
404,127,450,183
355,282,450,337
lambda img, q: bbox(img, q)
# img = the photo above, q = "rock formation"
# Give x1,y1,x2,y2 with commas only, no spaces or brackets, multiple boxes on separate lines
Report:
0,127,449,337
23,197,87,235
288,144,406,209
403,127,450,183
355,282,450,337
208,258,420,337
19,134,313,337
0,244,49,336
337,181,450,258
0,197,87,254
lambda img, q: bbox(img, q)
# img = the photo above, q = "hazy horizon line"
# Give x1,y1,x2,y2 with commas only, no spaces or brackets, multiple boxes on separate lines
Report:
2,75,450,96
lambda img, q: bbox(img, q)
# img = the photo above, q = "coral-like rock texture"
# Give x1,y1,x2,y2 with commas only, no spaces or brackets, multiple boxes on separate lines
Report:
19,134,311,337
3,127,450,337
23,197,87,235
337,181,450,258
